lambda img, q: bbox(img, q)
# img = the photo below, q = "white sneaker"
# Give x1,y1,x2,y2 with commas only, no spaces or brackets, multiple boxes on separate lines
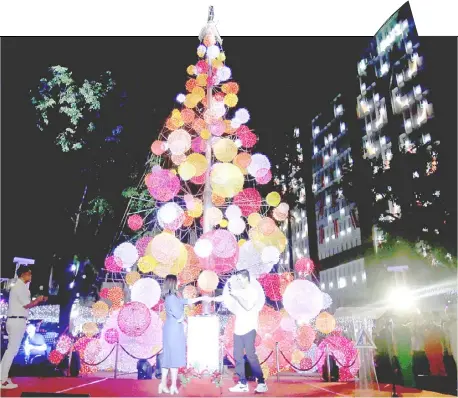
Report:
229,382,249,393
1,380,18,390
255,383,268,393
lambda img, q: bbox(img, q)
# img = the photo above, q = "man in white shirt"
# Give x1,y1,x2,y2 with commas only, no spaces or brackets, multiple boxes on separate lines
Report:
1,266,47,390
214,270,267,393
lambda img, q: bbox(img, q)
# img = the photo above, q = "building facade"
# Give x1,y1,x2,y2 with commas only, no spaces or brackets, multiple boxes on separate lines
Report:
311,94,362,261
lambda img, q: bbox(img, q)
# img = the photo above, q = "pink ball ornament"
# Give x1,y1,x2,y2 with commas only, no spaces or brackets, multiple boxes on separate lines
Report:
196,230,239,274
296,325,316,350
247,153,270,178
256,169,272,185
294,258,315,276
100,288,109,299
56,335,72,355
151,140,166,156
49,350,64,365
104,328,119,344
191,136,206,153
147,168,181,202
104,256,123,272
190,173,206,185
117,302,152,337
240,131,257,148
209,120,226,137
135,236,153,257
258,274,282,301
233,188,262,217
127,214,143,231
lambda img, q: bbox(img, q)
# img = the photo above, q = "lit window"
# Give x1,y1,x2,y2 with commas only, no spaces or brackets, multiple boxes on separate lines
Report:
347,227,351,233
362,272,366,281
312,184,317,192
352,276,357,283
341,230,346,237
329,282,334,289
340,122,346,132
374,93,380,102
314,146,318,154
325,237,330,243
324,176,329,185
380,136,386,146
414,85,422,96
340,208,345,215
331,234,335,240
422,134,431,144
335,105,343,116
328,215,332,222
326,196,331,205
336,168,341,177
314,126,320,135
360,83,366,92
321,283,325,290
338,277,347,289
366,123,372,132
381,63,390,76
332,148,337,156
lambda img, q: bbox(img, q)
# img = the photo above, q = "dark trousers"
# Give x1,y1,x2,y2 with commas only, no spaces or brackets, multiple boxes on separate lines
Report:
234,330,264,385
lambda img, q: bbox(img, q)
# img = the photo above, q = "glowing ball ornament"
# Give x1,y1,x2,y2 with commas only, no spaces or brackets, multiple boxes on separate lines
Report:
218,66,232,82
187,153,208,176
137,255,157,274
131,278,161,309
283,280,323,322
147,233,184,265
107,286,124,305
248,213,262,227
83,340,103,366
280,313,296,332
247,154,270,178
210,163,244,198
197,270,219,292
178,161,196,180
315,312,336,334
234,188,262,216
261,246,281,267
258,273,282,301
295,258,315,276
92,301,109,319
147,168,181,202
49,350,64,365
183,285,198,299
233,152,252,169
126,271,140,286
207,207,223,227
136,236,153,257
256,169,272,184
237,240,272,278
151,140,167,156
167,129,191,156
114,242,139,269
228,217,246,235
273,203,289,222
222,276,265,315
157,202,185,231
266,192,281,207
258,217,276,235
56,335,72,355
194,238,213,258
225,205,242,220
127,214,143,231
176,93,186,103
296,325,317,350
105,256,123,272
213,138,238,162
118,301,151,337
82,322,99,338
104,328,119,344
234,108,250,124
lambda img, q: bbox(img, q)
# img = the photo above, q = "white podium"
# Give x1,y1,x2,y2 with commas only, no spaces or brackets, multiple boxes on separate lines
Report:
187,315,220,372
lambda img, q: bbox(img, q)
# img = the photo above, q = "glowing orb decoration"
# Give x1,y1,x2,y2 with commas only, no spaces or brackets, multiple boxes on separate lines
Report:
233,152,252,169
225,205,242,220
178,245,201,285
295,258,315,275
256,168,272,184
136,236,153,257
315,312,336,335
107,286,124,305
283,280,323,322
167,129,192,156
248,213,262,227
194,238,213,258
118,302,151,337
206,44,220,60
234,188,262,216
151,140,167,156
210,163,244,198
266,192,281,207
147,168,181,202
247,154,270,178
114,242,139,269
273,205,289,222
261,246,281,266
187,153,208,176
237,240,273,278
228,217,246,235
147,233,184,265
197,270,219,292
209,120,226,137
92,301,109,319
105,256,122,272
49,350,64,365
178,161,196,180
99,288,109,299
280,313,296,332
258,273,282,301
131,278,161,309
126,271,140,286
234,108,250,124
183,285,198,299
157,202,185,231
56,335,72,355
258,217,276,236
127,214,143,231
192,136,206,153
207,207,223,227
213,138,238,162
197,230,239,274
82,322,99,338
249,224,287,254
137,255,157,274
83,339,102,366
153,244,188,278
296,325,316,350
222,276,265,315
176,93,186,103
317,335,360,381
218,66,232,82
104,328,119,344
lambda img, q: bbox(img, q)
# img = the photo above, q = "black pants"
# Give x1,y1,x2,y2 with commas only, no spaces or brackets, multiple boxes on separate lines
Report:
234,330,264,385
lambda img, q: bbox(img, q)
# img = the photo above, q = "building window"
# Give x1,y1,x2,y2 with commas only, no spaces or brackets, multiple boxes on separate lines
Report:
352,275,357,283
321,283,325,290
338,277,347,289
329,282,334,289
362,272,366,281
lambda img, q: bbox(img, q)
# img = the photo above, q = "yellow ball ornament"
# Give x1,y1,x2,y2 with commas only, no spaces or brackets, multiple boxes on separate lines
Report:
192,86,205,100
200,129,211,140
266,192,281,207
248,213,262,227
178,161,197,181
187,153,208,177
137,256,157,273
126,271,140,286
213,138,238,162
219,219,228,228
196,74,208,87
238,239,247,247
187,65,196,75
210,163,244,198
92,301,109,319
82,322,99,338
224,93,238,108
315,312,336,334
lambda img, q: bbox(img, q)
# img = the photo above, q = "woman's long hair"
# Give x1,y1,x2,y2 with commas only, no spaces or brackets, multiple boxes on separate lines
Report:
162,274,178,298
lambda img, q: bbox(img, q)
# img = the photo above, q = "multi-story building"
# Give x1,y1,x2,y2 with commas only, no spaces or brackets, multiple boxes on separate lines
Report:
356,2,434,228
311,94,362,261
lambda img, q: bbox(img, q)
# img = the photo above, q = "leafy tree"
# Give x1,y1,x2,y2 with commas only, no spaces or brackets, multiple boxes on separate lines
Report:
30,65,126,332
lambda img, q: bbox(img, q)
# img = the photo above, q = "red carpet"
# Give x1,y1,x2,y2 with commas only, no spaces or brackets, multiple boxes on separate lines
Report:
1,376,453,397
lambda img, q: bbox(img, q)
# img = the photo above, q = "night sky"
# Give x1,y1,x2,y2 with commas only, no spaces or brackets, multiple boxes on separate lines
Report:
1,36,456,286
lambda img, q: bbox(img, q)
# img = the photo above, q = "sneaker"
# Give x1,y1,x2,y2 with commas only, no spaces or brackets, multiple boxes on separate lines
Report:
255,383,268,393
229,382,249,393
1,380,18,390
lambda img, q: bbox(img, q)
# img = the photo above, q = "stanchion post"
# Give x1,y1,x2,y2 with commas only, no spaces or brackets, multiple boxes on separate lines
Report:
275,342,280,383
114,342,120,379
67,344,73,377
325,344,331,382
